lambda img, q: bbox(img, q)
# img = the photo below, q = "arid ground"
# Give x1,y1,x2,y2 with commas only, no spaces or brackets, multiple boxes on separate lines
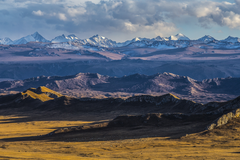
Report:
0,110,240,160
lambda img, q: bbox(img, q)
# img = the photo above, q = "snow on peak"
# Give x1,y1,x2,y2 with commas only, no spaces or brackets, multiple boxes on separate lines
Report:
132,37,142,42
169,33,190,41
6,32,240,49
0,37,13,45
66,34,79,41
90,34,107,41
153,36,164,41
176,33,184,36
222,36,240,43
163,72,179,77
31,32,49,42
51,34,69,43
198,35,216,43
13,32,49,45
80,35,118,48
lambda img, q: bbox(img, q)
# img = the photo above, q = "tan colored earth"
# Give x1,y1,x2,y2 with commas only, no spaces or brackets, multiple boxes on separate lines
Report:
0,111,240,160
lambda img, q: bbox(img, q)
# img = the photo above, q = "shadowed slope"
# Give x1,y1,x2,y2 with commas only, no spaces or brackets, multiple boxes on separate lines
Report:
0,72,240,103
0,86,240,142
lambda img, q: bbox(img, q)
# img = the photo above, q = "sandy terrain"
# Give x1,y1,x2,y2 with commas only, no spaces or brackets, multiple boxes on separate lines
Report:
0,112,240,160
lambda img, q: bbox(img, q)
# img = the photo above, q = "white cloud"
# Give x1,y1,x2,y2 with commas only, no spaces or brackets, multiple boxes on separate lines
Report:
184,1,240,29
32,10,44,16
1,0,240,41
152,22,178,37
67,7,86,17
58,13,67,21
192,5,221,18
124,21,177,37
124,22,137,32
111,1,122,9
222,11,240,29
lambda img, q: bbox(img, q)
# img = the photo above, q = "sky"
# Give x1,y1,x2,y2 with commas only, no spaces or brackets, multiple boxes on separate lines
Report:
0,0,240,42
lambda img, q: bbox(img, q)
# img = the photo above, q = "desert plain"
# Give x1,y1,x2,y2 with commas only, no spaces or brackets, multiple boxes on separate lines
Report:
0,107,240,160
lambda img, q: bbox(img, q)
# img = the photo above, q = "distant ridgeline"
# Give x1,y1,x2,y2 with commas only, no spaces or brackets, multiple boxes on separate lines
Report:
1,32,240,49
0,72,239,103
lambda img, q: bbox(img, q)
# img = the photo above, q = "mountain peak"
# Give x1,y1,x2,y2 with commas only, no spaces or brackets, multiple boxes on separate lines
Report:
66,34,79,40
51,34,68,43
90,34,106,40
32,31,40,36
91,34,99,38
51,34,80,43
198,35,216,43
223,36,240,43
132,37,141,42
67,34,77,37
0,37,13,45
154,36,164,41
169,33,190,41
201,35,214,39
176,33,184,36
30,32,49,43
226,36,234,38
80,34,118,48
12,32,49,44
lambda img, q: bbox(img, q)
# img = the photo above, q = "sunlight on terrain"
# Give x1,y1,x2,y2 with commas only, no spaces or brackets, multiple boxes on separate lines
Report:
0,115,240,159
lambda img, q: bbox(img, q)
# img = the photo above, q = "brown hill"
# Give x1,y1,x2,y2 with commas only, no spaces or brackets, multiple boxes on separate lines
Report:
0,86,240,142
0,72,239,103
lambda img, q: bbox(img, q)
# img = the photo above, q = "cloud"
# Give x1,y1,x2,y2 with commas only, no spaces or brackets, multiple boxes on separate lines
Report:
185,0,240,29
67,7,86,17
222,11,240,29
0,0,240,41
32,10,44,16
236,0,240,6
58,13,67,21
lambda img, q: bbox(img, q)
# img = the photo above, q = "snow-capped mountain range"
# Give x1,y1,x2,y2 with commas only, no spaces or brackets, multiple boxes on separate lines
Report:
1,32,240,49
169,33,190,41
197,35,216,43
0,37,13,45
222,36,240,43
12,32,50,45
51,34,79,43
79,34,119,48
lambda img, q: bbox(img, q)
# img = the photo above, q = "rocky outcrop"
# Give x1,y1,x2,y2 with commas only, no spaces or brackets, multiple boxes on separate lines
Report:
125,94,180,105
207,108,240,130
